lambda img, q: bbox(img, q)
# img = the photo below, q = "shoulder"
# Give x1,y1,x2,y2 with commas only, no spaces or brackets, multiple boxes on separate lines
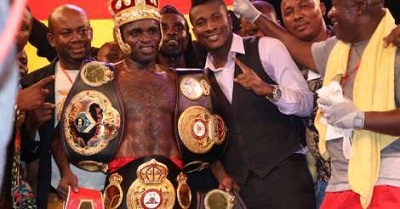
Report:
311,36,338,75
21,64,53,87
258,36,287,49
395,48,400,68
311,36,338,54
156,64,177,79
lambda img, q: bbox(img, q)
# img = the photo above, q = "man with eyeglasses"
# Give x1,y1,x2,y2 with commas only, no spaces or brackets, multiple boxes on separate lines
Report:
20,4,106,209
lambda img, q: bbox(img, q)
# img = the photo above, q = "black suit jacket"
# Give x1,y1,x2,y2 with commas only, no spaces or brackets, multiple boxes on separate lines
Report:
21,58,58,209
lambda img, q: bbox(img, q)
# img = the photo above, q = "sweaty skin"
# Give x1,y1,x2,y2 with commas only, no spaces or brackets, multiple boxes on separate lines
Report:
114,63,180,159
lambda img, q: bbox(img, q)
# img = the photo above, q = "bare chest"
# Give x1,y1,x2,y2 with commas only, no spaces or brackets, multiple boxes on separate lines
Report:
117,70,176,114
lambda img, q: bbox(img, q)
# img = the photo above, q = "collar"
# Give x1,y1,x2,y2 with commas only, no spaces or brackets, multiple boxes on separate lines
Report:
205,34,245,72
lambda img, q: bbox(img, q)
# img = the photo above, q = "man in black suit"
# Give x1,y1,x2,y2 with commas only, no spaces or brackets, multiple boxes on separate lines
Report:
189,0,315,208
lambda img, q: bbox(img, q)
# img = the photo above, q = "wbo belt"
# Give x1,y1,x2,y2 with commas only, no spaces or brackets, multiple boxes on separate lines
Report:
175,68,228,169
60,61,125,172
103,156,192,209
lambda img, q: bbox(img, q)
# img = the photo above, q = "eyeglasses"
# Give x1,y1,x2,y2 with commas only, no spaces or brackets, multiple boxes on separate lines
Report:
58,27,92,39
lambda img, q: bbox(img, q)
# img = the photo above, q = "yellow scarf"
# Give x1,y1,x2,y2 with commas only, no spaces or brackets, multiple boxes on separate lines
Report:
315,10,397,208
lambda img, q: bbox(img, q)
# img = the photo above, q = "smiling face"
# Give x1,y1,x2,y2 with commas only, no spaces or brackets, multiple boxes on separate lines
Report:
159,13,189,58
47,7,92,66
328,0,360,43
120,19,161,64
190,0,232,52
281,0,326,41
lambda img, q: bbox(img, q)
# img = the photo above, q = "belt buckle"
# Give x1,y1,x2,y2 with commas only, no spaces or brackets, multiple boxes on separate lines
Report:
127,159,176,209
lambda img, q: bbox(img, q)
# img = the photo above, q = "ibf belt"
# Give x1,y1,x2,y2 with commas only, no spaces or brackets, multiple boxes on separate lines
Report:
61,61,125,172
103,156,191,209
175,69,228,170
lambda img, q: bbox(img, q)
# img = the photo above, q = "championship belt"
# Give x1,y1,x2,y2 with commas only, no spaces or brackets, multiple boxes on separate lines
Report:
60,61,125,172
175,68,228,172
103,156,191,209
64,186,105,209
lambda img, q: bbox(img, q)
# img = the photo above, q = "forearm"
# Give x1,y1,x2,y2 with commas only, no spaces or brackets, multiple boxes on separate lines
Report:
209,160,230,183
364,109,400,136
275,87,313,117
51,130,72,176
254,15,316,70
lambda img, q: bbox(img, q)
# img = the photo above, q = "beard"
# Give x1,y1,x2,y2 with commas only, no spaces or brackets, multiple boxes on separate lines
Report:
159,39,186,58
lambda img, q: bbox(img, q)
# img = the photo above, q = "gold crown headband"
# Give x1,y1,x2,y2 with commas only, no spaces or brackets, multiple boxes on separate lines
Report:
108,0,160,27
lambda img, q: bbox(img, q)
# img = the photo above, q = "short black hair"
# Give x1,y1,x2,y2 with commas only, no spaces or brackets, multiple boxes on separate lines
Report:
190,0,228,23
160,5,183,16
190,0,226,9
160,5,189,30
191,0,226,9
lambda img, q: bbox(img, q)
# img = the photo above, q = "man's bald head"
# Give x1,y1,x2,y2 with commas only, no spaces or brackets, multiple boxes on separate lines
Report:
46,4,92,69
326,0,386,43
48,4,88,34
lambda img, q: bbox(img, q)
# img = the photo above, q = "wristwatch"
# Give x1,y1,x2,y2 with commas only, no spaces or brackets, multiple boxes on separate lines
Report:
265,85,282,102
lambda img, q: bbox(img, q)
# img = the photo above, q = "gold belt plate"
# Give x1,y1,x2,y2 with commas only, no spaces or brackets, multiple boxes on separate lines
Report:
178,106,227,154
103,173,123,209
127,159,176,209
81,61,114,87
63,90,121,156
179,76,210,100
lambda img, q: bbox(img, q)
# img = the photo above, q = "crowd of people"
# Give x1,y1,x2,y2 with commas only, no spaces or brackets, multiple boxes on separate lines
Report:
0,0,400,208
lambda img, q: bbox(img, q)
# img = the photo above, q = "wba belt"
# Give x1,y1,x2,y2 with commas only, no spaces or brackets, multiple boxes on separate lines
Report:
175,68,228,172
103,156,191,209
60,61,125,172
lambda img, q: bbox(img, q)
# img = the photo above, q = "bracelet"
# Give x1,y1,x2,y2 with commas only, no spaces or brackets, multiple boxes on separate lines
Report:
15,104,26,126
353,112,365,130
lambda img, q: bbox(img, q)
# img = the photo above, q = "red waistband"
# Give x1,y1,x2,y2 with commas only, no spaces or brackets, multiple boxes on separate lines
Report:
107,156,183,173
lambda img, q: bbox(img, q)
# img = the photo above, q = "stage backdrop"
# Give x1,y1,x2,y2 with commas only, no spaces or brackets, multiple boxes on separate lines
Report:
26,0,233,71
